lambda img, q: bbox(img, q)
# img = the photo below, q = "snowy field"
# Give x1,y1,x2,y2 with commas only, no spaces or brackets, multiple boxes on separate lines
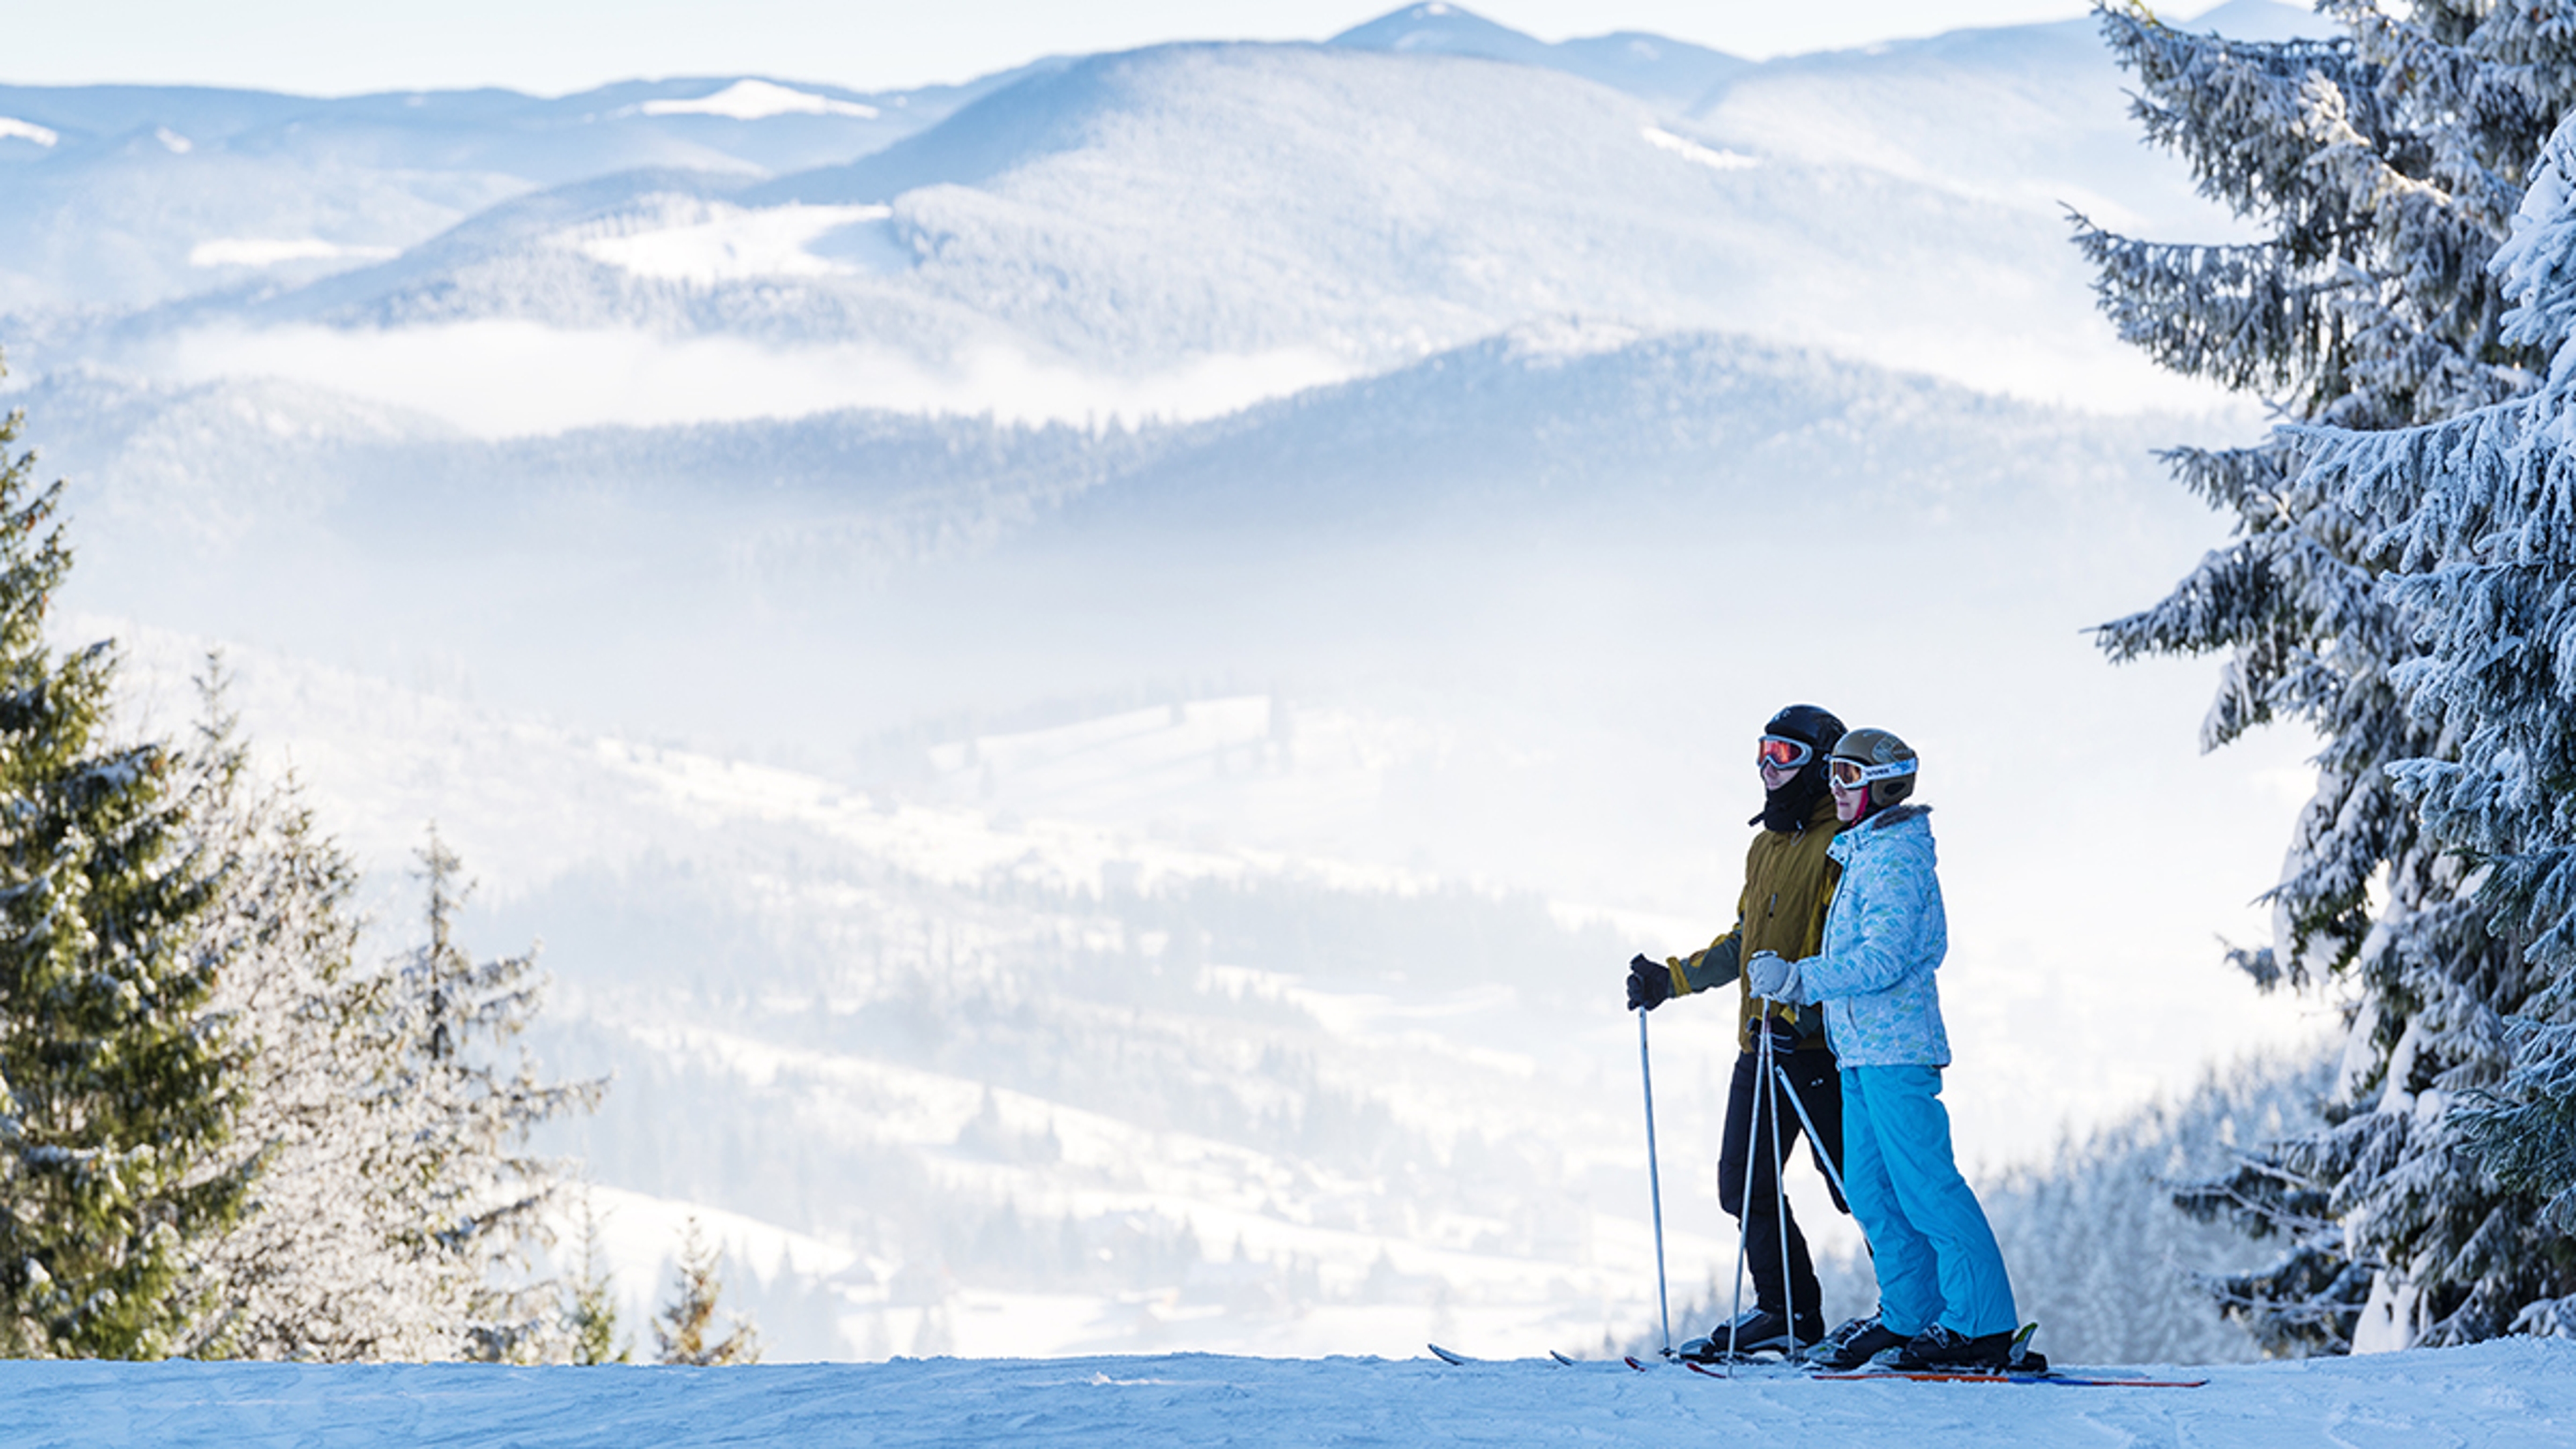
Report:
11,1339,2570,1447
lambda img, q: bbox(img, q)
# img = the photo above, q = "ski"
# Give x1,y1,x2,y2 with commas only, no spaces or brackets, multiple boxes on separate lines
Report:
1813,1370,2208,1388
1427,1343,1590,1367
1679,1350,1803,1371
1617,1350,1799,1375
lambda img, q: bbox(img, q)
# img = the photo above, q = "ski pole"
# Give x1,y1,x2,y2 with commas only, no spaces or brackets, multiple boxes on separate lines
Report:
1770,1057,1849,1205
1766,1012,1794,1357
1726,1014,1762,1379
1638,1005,1674,1358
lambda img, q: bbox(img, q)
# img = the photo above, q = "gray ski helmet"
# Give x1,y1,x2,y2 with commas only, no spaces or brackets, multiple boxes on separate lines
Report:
1764,704,1846,754
1829,727,1919,810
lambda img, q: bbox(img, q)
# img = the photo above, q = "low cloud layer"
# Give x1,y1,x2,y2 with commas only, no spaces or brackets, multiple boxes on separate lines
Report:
142,321,1362,436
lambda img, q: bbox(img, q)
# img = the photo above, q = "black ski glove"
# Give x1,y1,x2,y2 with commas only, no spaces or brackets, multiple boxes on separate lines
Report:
1626,953,1672,1012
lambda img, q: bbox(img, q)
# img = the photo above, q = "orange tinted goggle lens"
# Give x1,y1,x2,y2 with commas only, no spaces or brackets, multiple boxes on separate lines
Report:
1758,737,1811,770
1829,760,1867,789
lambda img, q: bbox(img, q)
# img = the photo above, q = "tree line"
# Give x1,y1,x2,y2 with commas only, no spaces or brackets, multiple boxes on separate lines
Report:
0,371,759,1363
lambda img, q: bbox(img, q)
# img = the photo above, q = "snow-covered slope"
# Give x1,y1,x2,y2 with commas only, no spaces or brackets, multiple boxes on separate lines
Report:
95,608,2326,1364
99,618,1731,1362
3,1338,2567,1440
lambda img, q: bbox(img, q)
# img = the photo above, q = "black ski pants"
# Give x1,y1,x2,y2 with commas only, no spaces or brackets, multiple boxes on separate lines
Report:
1717,1038,1845,1322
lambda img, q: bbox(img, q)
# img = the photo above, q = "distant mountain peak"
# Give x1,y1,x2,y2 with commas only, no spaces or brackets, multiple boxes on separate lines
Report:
1329,3,1744,106
1330,3,1551,61
2180,0,2343,42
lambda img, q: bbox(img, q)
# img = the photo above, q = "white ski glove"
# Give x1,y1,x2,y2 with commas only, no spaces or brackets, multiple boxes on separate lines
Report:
1746,951,1801,1003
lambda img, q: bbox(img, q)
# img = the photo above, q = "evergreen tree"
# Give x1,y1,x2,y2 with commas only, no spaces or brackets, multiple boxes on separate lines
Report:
566,1191,629,1364
2284,105,2576,1337
173,663,457,1360
390,830,603,1362
653,1216,760,1366
0,364,602,1362
2076,1,2576,1350
0,378,247,1358
164,694,604,1360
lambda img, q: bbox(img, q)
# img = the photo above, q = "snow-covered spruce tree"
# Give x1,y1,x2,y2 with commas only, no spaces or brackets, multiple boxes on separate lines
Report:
2075,1,2576,1350
172,665,464,1360
0,386,246,1358
167,686,604,1361
388,830,603,1362
2286,106,2576,1336
565,1192,629,1365
653,1216,759,1366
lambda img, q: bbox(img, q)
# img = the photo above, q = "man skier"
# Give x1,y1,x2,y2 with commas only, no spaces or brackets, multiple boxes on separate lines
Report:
1747,727,2025,1372
1625,703,1849,1360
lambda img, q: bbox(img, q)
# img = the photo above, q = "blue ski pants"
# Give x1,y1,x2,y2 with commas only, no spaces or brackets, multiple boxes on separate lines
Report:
1839,1064,2017,1338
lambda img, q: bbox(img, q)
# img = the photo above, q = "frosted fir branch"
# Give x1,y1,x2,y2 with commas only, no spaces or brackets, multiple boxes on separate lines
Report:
2496,84,2576,360
2327,0,2571,229
2177,1151,2349,1242
2155,441,2293,516
2092,541,2280,664
2098,3,2377,226
2070,219,2351,392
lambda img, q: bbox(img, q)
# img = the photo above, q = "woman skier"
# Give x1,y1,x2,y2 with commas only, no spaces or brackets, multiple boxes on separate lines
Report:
1746,727,2025,1372
1624,703,1849,1359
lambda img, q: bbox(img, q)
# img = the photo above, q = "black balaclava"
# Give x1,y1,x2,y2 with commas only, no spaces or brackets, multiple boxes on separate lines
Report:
1753,703,1847,833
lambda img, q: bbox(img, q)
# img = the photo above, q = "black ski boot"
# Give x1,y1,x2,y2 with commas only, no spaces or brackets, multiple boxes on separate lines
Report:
1805,1313,1906,1370
1890,1325,2017,1372
1679,1306,1801,1360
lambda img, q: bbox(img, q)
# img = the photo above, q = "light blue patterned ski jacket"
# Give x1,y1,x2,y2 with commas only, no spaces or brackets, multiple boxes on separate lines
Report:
1790,804,1949,1068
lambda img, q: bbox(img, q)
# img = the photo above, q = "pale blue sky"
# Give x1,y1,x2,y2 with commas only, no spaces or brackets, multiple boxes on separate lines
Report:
10,1,2103,97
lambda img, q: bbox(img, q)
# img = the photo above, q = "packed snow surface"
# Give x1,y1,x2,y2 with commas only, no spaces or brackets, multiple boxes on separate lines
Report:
637,79,880,120
6,1339,2569,1446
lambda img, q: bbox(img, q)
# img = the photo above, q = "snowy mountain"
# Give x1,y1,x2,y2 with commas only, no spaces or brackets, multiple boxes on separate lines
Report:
23,5,2324,430
0,67,1051,310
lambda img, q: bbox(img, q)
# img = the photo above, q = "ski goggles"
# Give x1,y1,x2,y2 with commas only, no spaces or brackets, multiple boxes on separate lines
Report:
1828,756,1917,791
1757,735,1814,770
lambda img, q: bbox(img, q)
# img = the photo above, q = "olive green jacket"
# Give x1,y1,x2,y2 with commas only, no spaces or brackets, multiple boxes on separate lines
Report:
1666,792,1842,1052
